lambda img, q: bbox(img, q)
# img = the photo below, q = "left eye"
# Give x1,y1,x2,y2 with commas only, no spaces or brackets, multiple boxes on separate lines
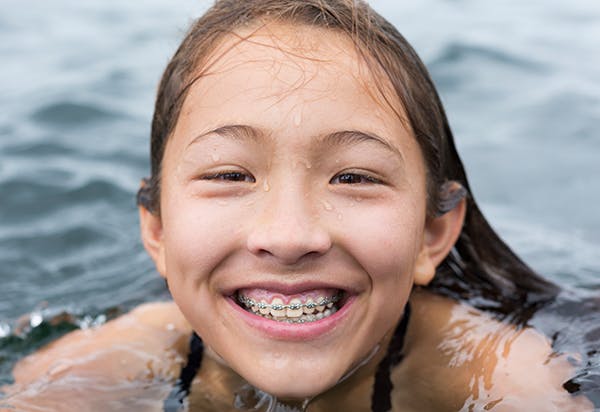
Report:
330,173,381,184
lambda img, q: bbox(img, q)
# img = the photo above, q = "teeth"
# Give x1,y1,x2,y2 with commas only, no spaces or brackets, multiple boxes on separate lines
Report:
286,298,303,318
303,299,316,314
269,298,286,318
259,300,270,315
237,292,342,323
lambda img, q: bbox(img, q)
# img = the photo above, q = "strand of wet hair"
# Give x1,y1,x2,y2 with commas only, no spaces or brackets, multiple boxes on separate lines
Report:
371,302,411,412
163,332,204,412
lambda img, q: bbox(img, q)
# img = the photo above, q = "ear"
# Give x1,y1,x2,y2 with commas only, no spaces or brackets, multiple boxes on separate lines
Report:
139,205,167,278
414,196,466,286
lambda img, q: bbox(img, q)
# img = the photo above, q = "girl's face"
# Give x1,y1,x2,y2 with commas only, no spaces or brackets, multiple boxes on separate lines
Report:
141,24,455,399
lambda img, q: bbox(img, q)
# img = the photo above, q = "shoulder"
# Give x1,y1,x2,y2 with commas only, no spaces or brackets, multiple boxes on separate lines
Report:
2,301,193,410
390,289,593,411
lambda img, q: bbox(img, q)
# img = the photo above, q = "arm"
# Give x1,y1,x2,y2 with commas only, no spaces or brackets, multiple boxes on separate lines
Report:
392,289,593,411
2,301,193,411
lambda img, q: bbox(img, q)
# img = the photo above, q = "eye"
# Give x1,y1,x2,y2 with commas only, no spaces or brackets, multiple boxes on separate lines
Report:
330,172,382,185
200,171,255,183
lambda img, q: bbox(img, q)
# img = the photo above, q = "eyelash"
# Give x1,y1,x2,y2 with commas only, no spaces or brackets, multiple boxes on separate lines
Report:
199,171,381,185
330,172,382,185
200,171,255,183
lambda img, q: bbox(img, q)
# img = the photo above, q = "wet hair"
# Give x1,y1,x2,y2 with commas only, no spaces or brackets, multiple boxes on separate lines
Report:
137,0,559,322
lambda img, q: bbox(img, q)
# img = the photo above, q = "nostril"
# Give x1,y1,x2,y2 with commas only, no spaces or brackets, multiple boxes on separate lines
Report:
246,225,332,264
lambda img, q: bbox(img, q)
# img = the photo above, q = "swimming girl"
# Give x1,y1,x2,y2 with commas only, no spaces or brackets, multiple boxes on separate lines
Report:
2,1,594,410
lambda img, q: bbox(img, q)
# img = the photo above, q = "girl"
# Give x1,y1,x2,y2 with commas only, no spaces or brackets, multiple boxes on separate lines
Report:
2,1,594,410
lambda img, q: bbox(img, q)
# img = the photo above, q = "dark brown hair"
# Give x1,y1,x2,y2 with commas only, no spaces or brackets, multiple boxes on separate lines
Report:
138,0,559,322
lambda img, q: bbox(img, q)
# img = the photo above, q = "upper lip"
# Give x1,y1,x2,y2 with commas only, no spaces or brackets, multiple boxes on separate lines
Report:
219,279,358,297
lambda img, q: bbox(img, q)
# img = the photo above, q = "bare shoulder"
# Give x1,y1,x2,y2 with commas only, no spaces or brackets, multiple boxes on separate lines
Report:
390,289,593,411
2,301,193,410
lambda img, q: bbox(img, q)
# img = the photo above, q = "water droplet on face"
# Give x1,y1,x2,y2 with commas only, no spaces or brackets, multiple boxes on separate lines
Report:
322,200,333,211
263,179,270,192
218,200,228,206
211,153,220,162
293,111,302,126
337,213,343,221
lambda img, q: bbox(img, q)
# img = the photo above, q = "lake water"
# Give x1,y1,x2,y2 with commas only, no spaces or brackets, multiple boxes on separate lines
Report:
1,0,599,406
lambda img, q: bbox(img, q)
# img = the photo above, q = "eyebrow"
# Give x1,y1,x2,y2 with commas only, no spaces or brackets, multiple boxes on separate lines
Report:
186,124,404,160
318,130,404,160
186,124,267,148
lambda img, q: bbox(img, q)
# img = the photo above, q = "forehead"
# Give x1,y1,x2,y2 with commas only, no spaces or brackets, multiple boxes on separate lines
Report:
209,24,365,84
183,22,407,126
163,21,420,168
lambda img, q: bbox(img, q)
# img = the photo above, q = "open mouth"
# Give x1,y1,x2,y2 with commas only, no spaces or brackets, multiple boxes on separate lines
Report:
234,288,346,324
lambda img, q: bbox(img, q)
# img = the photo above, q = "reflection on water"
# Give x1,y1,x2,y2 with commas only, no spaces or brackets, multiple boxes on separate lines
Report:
1,0,599,408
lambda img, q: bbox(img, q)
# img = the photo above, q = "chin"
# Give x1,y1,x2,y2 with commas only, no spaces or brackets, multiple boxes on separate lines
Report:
223,344,350,400
245,368,342,400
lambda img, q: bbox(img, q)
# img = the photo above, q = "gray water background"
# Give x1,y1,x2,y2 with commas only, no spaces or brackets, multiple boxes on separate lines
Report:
1,0,599,387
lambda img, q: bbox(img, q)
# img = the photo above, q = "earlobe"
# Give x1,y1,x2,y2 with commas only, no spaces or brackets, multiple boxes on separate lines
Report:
414,195,466,286
414,248,437,286
139,205,167,278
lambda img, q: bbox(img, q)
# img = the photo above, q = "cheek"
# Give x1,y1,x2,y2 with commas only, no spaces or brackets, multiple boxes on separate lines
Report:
160,193,244,281
335,199,425,284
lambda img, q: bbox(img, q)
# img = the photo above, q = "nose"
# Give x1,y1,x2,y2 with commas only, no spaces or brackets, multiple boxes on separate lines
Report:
246,186,332,265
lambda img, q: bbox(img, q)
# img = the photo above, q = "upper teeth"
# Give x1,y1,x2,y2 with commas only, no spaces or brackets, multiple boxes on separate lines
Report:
237,293,341,312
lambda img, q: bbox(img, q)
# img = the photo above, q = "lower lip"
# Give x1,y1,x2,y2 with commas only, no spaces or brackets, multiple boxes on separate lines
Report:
225,295,355,341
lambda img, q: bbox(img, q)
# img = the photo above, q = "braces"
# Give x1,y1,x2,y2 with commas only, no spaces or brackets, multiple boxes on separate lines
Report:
237,293,342,311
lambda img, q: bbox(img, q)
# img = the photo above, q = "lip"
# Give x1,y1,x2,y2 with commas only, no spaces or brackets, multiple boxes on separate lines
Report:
225,293,356,341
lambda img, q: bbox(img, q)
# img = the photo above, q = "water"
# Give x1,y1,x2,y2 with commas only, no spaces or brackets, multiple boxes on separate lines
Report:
1,0,599,405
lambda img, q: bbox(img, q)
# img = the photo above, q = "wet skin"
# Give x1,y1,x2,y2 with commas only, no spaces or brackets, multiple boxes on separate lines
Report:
3,293,592,411
139,23,465,400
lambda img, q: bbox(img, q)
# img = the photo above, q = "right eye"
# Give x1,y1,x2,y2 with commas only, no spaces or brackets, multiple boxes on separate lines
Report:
200,171,255,182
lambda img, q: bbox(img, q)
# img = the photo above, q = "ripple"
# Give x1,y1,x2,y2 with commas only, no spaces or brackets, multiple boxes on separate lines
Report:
0,178,134,226
2,141,78,157
0,225,114,261
30,101,121,127
430,41,547,72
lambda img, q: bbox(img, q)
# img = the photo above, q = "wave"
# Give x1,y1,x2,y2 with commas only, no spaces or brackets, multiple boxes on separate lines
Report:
30,101,123,128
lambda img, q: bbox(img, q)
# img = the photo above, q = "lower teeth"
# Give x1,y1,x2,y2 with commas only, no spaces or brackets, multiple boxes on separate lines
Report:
246,306,338,323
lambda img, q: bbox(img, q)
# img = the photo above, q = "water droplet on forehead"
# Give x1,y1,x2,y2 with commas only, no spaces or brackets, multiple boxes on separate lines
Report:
211,153,220,162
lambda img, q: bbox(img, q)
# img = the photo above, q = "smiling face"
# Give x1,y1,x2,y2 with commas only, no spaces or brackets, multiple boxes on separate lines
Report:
140,23,462,399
